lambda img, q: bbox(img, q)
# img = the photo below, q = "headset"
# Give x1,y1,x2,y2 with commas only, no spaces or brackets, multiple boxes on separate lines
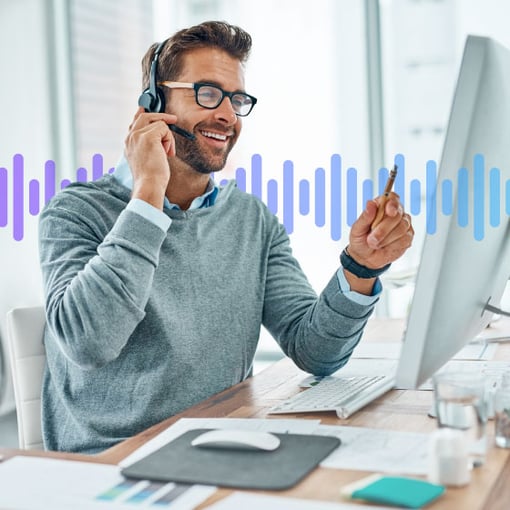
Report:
138,40,195,140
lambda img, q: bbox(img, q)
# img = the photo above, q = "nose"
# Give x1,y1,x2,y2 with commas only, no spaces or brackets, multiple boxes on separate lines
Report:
214,96,238,125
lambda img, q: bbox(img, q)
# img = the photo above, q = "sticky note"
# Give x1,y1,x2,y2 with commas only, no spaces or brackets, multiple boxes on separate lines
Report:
341,474,445,508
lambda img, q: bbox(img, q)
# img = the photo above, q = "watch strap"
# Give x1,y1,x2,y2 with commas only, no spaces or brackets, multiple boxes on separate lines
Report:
340,248,391,279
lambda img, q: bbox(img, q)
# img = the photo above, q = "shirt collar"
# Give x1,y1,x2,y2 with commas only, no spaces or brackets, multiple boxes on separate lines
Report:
113,154,218,210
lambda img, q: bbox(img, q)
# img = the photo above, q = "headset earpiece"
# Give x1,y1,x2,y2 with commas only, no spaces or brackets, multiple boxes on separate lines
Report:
136,40,195,141
138,87,166,113
137,40,168,113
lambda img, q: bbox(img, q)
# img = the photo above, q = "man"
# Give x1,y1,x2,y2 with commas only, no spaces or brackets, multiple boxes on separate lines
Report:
39,21,413,453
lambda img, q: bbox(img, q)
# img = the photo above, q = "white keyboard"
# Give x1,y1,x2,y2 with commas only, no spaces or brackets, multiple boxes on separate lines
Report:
269,374,395,419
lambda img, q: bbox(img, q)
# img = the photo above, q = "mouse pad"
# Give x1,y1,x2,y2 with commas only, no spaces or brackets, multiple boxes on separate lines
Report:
121,428,341,490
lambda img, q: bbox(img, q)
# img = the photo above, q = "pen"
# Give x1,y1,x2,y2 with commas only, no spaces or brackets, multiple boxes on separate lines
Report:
168,124,196,141
371,165,398,230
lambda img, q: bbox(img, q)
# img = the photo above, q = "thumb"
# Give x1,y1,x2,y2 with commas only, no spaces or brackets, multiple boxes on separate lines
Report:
352,200,378,236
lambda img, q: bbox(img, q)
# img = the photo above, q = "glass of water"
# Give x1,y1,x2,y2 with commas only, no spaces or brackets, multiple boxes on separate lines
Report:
433,371,488,467
494,372,510,448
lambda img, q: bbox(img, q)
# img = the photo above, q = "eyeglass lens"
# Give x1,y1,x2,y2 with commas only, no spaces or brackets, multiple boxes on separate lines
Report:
196,85,254,116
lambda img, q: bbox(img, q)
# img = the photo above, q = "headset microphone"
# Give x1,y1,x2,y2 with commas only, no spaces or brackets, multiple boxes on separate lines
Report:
138,40,196,141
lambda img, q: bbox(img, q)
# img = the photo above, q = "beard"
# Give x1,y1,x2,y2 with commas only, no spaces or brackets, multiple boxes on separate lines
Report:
174,125,237,175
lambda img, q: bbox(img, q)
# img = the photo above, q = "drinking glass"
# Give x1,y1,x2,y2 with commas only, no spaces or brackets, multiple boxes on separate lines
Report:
433,371,488,467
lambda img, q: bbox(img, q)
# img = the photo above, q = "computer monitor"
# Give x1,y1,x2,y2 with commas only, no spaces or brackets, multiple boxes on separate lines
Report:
396,35,510,389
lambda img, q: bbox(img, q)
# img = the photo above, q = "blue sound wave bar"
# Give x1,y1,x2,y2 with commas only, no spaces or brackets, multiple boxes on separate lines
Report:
283,160,294,234
458,168,468,227
474,154,484,241
299,179,310,215
362,179,374,210
251,154,262,200
331,155,342,241
315,167,326,228
410,180,420,215
442,179,453,215
490,167,500,227
267,179,278,214
378,167,389,195
235,167,246,191
506,179,510,216
394,153,405,205
346,167,357,227
426,160,437,235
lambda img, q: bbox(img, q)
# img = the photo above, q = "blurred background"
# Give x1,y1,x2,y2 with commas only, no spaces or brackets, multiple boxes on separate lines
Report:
1,0,510,446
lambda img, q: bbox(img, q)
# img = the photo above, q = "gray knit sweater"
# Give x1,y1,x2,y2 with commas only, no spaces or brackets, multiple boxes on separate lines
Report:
39,176,376,453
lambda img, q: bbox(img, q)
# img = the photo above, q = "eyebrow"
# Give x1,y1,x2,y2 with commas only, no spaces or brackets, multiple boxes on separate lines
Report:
196,79,247,94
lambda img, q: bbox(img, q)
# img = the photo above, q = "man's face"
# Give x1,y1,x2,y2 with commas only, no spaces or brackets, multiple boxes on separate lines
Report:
166,47,245,174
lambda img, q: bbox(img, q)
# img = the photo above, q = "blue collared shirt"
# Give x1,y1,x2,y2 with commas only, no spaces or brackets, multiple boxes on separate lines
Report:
112,155,381,305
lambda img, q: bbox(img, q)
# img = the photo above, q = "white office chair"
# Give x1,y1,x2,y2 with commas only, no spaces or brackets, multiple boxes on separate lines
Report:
6,306,46,450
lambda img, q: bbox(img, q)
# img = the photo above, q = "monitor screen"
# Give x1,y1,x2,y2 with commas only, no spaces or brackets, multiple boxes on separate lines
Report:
396,35,510,389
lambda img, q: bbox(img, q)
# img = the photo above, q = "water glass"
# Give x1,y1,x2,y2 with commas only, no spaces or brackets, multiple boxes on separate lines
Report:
494,372,510,448
433,371,488,467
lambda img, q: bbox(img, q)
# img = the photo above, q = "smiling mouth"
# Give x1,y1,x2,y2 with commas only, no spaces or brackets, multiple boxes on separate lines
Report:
200,130,231,142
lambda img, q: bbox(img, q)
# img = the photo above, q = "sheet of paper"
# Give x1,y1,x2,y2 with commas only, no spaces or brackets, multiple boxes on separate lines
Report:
0,456,215,510
351,341,497,361
316,424,430,475
206,493,392,510
120,417,321,468
301,355,506,390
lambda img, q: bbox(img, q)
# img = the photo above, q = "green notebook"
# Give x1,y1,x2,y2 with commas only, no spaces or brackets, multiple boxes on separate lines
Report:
341,474,445,508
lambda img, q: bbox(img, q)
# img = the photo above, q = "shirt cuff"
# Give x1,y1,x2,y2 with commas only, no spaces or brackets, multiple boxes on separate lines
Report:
336,267,382,306
126,199,172,232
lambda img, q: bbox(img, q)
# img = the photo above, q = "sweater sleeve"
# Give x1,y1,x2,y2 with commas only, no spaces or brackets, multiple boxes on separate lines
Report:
261,222,378,376
39,194,168,369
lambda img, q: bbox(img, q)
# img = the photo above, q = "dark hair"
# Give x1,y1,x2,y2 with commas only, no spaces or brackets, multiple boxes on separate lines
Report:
141,21,252,90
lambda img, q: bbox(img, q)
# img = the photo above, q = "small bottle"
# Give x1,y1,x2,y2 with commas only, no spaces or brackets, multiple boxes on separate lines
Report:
494,372,510,448
428,428,470,487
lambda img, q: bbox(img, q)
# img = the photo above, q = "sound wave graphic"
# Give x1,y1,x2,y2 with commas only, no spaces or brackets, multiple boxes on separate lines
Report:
0,154,115,241
0,153,507,241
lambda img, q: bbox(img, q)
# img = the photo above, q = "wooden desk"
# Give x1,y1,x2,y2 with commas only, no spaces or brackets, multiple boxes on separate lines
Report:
2,318,510,509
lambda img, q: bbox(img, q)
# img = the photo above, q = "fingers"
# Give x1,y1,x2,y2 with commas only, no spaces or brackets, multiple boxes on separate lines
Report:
128,108,178,133
348,189,414,271
125,110,178,156
367,193,405,248
350,199,379,238
376,212,414,250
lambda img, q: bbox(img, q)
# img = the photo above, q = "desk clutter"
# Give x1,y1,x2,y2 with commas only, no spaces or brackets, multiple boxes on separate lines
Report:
121,428,340,490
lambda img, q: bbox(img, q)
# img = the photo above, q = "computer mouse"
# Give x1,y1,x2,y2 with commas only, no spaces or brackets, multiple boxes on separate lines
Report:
190,429,281,451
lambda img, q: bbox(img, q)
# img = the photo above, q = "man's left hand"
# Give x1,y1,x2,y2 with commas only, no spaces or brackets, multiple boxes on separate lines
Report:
347,192,414,279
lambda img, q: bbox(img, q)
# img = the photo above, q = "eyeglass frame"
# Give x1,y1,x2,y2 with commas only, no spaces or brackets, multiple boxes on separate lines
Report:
158,81,257,117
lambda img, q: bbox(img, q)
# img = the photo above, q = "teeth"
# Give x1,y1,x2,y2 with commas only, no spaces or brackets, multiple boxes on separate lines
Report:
201,131,227,141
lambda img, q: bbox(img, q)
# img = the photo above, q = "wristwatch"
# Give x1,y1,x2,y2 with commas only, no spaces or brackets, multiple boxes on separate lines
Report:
340,247,391,279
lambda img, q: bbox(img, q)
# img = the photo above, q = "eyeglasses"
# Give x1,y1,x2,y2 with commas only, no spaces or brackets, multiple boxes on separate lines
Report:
158,81,257,117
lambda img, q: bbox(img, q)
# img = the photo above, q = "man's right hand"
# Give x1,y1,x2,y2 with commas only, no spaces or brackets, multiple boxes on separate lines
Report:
124,107,177,210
